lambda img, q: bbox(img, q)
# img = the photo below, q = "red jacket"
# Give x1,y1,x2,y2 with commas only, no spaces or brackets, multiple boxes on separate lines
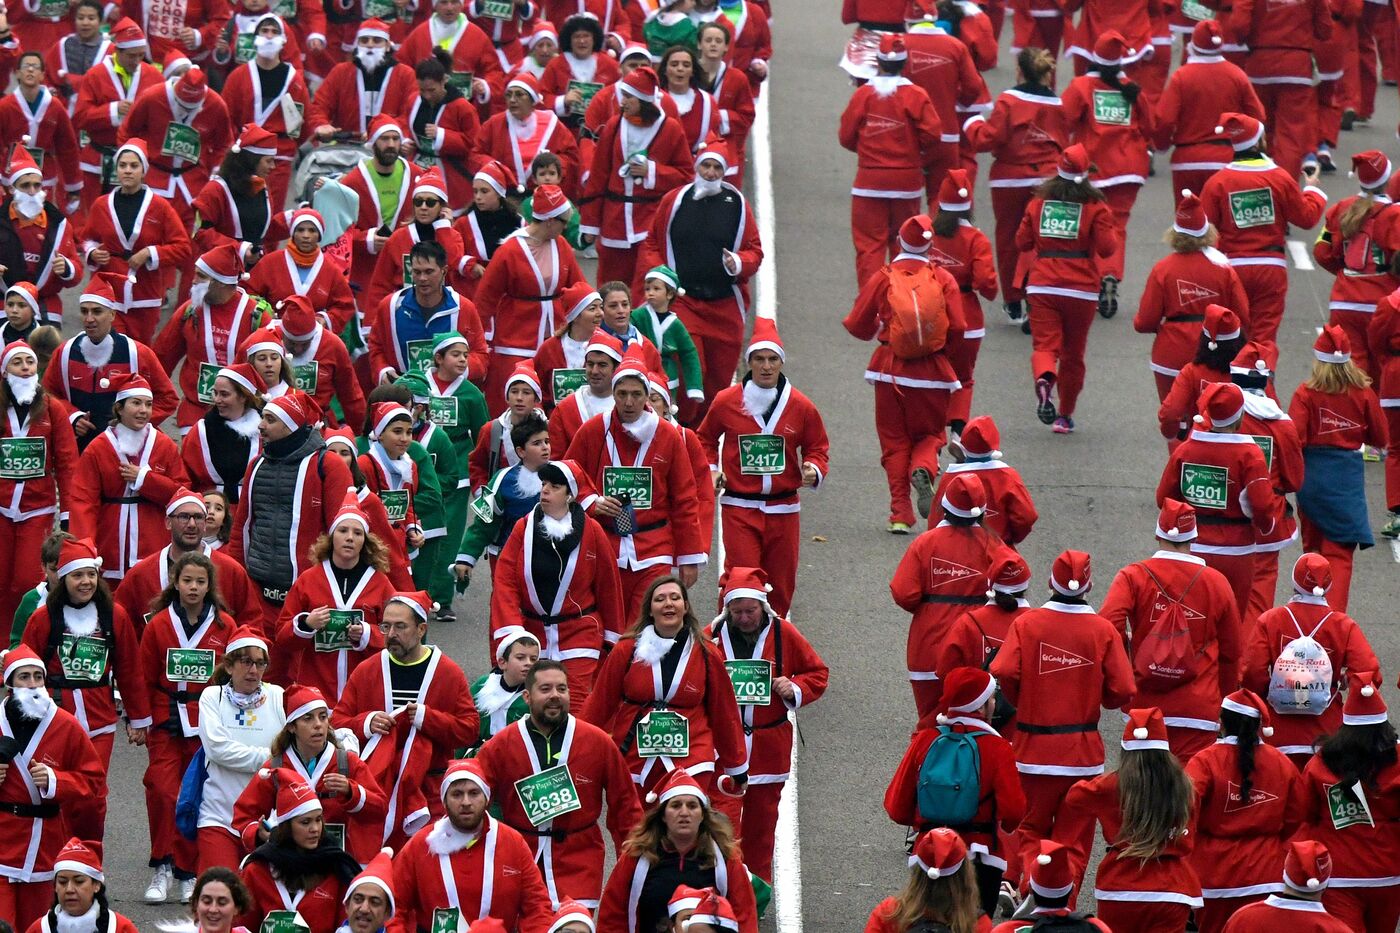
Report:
843,256,966,390
1200,158,1328,262
153,290,268,428
137,604,236,736
118,82,233,209
1221,897,1353,932
707,62,757,178
73,59,164,175
1157,429,1277,554
1227,0,1332,79
838,78,941,198
121,0,230,65
1064,0,1160,62
279,323,367,431
1288,382,1387,450
0,393,77,525
1239,396,1304,549
932,460,1037,544
366,286,489,385
1153,55,1264,172
0,199,80,313
600,842,758,933
541,52,620,118
928,221,999,333
964,86,1068,186
579,114,693,247
403,92,481,209
397,18,506,123
240,860,347,933
1313,196,1400,314
477,109,582,199
1297,756,1400,884
903,23,986,152
340,158,425,293
304,61,416,137
1061,72,1155,187
365,220,466,313
0,88,81,197
190,178,289,253
1135,249,1251,379
695,2,770,90
474,231,583,358
80,187,192,319
271,559,392,702
659,86,724,155
1158,361,1232,438
221,61,312,162
1368,287,1400,404
1014,196,1119,298
43,333,179,438
21,601,152,734
114,542,262,638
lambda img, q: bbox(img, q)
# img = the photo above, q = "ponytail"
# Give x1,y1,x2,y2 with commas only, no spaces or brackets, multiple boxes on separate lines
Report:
1219,709,1260,802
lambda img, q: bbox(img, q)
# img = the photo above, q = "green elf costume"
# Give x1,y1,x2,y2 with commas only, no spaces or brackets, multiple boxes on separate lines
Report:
354,431,450,613
631,265,706,405
464,625,540,757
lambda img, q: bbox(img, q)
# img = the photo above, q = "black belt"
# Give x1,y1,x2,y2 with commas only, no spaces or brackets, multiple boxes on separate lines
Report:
1257,245,1286,254
159,687,202,702
1018,720,1098,735
921,594,985,605
427,768,446,777
520,824,585,841
523,605,597,625
0,801,59,818
1196,514,1250,525
47,674,108,689
634,519,668,534
605,193,662,204
858,20,904,31
102,496,141,504
724,489,798,502
520,293,560,302
1167,314,1206,323
1039,249,1090,259
743,717,789,736
945,821,996,834
152,161,192,176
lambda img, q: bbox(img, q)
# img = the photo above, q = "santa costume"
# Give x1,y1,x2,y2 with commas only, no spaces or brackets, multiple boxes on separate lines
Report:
246,207,359,333
931,416,1038,545
0,151,80,324
189,125,293,254
476,74,582,196
219,39,312,212
1221,841,1355,932
71,19,163,211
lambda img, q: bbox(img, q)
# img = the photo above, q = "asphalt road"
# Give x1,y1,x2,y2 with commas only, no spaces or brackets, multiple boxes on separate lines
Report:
84,1,1400,929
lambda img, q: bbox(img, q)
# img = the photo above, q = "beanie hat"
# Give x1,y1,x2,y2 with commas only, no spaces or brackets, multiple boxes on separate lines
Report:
1121,706,1170,751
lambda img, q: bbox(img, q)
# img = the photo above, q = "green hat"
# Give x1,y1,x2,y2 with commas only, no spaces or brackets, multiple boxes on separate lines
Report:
644,265,684,296
433,331,470,355
394,370,432,404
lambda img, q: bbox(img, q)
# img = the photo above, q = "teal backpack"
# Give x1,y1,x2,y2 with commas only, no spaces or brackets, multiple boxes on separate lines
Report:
916,726,982,826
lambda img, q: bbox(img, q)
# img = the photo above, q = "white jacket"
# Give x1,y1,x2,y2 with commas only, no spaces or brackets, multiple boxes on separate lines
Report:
197,683,287,830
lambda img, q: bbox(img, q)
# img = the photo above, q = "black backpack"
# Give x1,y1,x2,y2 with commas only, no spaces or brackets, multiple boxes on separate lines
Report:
1030,913,1100,932
906,922,953,933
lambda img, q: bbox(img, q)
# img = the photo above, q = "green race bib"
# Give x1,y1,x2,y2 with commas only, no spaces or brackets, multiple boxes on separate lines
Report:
636,709,689,758
1181,462,1229,510
1326,782,1374,830
234,32,257,64
0,437,46,480
1091,89,1131,126
514,763,583,826
724,658,773,705
166,647,216,683
414,133,437,169
35,0,67,17
406,339,436,375
603,466,653,509
470,488,495,523
737,434,786,475
381,489,410,522
271,0,297,16
293,361,319,394
364,0,395,18
25,147,44,170
552,368,587,400
1251,434,1274,471
59,634,108,684
477,0,513,17
1228,188,1276,229
567,80,603,116
314,608,363,653
428,396,459,427
1180,0,1215,19
402,253,413,287
448,71,474,93
161,122,202,162
195,361,222,405
259,911,308,933
321,822,345,851
1038,200,1082,239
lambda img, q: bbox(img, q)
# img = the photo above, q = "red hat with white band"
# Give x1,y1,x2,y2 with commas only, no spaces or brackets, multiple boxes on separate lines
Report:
54,837,104,882
908,827,966,878
508,72,543,103
413,170,448,204
276,295,320,342
1050,549,1092,597
1029,840,1074,900
388,590,438,622
1292,552,1332,597
265,390,318,431
941,473,986,520
56,538,102,578
937,169,973,212
493,625,541,664
5,145,40,186
620,66,659,103
1221,688,1274,737
441,758,491,802
289,207,324,238
285,683,330,723
110,16,146,48
1215,112,1265,151
1202,304,1241,349
232,123,278,157
226,624,269,656
685,892,739,932
1157,499,1198,543
1193,381,1246,428
80,272,132,312
668,885,708,918
1283,841,1333,893
217,363,264,398
505,361,542,400
584,331,624,364
547,899,595,933
1350,149,1392,189
876,33,908,62
242,327,287,361
719,566,772,607
102,371,153,403
1,644,44,683
561,282,601,324
532,184,571,221
897,213,934,253
475,160,523,198
646,370,672,408
1174,189,1209,237
4,283,40,319
1056,144,1091,183
114,138,149,174
1,339,36,369
645,768,708,808
357,17,392,40
939,668,996,716
611,344,650,388
366,114,403,146
1189,20,1224,55
165,486,207,517
988,551,1031,595
345,848,396,917
263,768,322,825
1121,707,1170,751
1313,323,1351,363
1342,671,1387,726
526,21,558,47
746,316,785,361
957,415,1001,459
195,244,246,286
331,490,371,534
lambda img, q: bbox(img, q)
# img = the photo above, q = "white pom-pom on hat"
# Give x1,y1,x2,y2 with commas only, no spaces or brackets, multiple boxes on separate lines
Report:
926,867,942,879
1313,586,1325,596
764,583,773,592
380,846,394,857
645,790,659,804
431,601,441,613
258,768,272,779
1211,35,1222,45
1255,360,1267,372
936,713,950,724
1193,414,1205,424
992,449,1003,459
922,230,932,240
1181,188,1193,198
1133,727,1148,740
1068,579,1080,590
1214,125,1225,134
985,589,995,599
1037,854,1052,866
21,135,31,146
1362,685,1376,697
1307,878,1321,890
1166,527,1181,537
1262,725,1274,737
970,506,983,516
1208,340,1219,350
959,187,968,197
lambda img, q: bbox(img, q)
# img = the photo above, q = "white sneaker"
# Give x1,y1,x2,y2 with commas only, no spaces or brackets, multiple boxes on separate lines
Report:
180,877,196,904
144,864,172,904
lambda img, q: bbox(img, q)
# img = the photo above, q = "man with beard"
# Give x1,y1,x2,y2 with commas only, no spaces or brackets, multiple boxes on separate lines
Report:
0,646,104,930
342,848,396,933
476,660,642,910
339,116,424,316
308,20,417,142
391,758,552,932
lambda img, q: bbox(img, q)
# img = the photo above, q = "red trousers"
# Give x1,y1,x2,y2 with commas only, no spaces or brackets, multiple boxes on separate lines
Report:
851,196,921,288
1200,549,1255,617
1196,893,1265,933
1315,27,1352,146
111,306,160,346
991,186,1039,302
1247,549,1282,627
1386,405,1400,511
713,779,784,883
674,294,745,420
1357,1,1398,119
619,563,672,622
145,727,201,873
720,505,799,618
948,297,985,425
1153,370,1175,404
1010,10,1063,55
0,516,48,643
1028,293,1097,417
1016,772,1095,891
1170,168,1222,212
1255,82,1315,178
911,678,943,726
1300,517,1356,612
1099,184,1139,282
873,380,950,525
197,825,245,876
69,731,114,845
596,242,644,297
1096,900,1191,933
0,878,50,932
1324,884,1400,933
1232,263,1287,355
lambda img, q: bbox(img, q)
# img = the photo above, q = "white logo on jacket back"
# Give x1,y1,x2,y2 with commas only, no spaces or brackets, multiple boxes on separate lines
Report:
928,247,964,269
865,114,905,137
927,557,978,589
908,50,954,74
1176,280,1218,306
1038,641,1091,674
1224,781,1279,812
1317,408,1360,434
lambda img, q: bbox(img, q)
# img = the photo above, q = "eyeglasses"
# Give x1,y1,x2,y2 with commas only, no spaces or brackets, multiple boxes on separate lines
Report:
413,198,442,208
171,512,205,523
232,656,269,668
376,621,420,634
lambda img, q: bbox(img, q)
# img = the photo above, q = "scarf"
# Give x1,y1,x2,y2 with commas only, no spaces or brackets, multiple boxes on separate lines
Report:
540,511,573,540
289,241,321,268
222,684,266,711
54,902,100,933
621,409,659,444
64,601,99,637
634,624,677,665
426,817,482,856
246,840,362,888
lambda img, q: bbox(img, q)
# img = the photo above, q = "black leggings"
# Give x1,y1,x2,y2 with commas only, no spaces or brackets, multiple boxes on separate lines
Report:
974,859,1003,918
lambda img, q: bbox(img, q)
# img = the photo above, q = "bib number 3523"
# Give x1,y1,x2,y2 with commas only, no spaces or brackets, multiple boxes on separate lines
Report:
0,437,46,480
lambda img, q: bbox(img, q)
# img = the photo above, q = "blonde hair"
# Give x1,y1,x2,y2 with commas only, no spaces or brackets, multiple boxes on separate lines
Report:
623,574,707,646
307,529,391,575
1165,225,1218,253
1307,359,1372,394
1116,748,1195,860
620,799,737,867
883,859,982,933
1339,192,1382,240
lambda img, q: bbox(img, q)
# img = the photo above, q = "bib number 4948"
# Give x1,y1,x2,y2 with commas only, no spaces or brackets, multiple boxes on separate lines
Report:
1228,188,1276,229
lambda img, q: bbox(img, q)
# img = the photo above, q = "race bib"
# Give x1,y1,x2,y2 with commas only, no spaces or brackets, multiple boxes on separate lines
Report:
1180,0,1215,19
414,134,437,169
430,908,463,933
25,147,44,170
233,32,257,64
477,0,513,17
448,71,475,93
321,822,345,850
1228,188,1276,229
35,0,67,16
60,634,108,684
166,647,216,683
737,433,785,475
406,339,436,374
514,764,583,826
402,253,413,287
1091,89,1131,126
567,80,603,116
380,489,410,522
724,658,773,705
0,437,46,480
161,123,202,163
636,709,689,758
428,396,459,427
1326,782,1374,830
1180,462,1229,510
293,361,319,394
470,488,495,523
1251,434,1274,471
1038,200,1082,239
603,466,653,509
195,361,222,404
364,0,395,18
259,911,308,933
314,609,362,653
552,368,587,400
271,0,297,15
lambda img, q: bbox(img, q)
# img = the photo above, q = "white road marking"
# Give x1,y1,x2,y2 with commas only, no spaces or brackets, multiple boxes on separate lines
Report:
1287,239,1314,271
753,89,778,324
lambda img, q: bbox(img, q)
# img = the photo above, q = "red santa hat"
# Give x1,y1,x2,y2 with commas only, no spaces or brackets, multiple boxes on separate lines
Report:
241,325,284,359
1174,189,1209,237
1202,304,1241,349
5,144,40,185
646,768,709,808
56,537,101,578
940,473,987,520
957,415,1001,459
366,114,403,146
174,66,208,105
217,363,264,398
331,490,371,535
611,344,650,388
988,551,1031,595
3,283,40,319
746,316,785,362
162,46,191,72
1028,840,1075,900
1,644,44,683
1091,29,1134,66
1350,149,1392,189
232,123,278,157
1193,381,1246,428
547,900,595,933
276,295,320,341
1283,840,1333,893
388,590,438,622
619,43,652,66
1215,112,1265,151
1050,549,1092,597
505,361,542,401
525,21,558,48
1229,341,1272,376
470,922,507,933
80,271,133,312
493,625,541,664
507,72,544,103
1156,499,1198,543
1188,20,1224,55
474,160,523,198
1291,552,1332,597
532,183,571,221
939,668,997,717
53,837,104,882
908,827,966,879
695,137,729,171
226,624,269,656
561,282,601,325
1056,144,1091,183
261,768,322,825
284,683,330,723
668,885,708,917
102,371,153,403
1314,323,1351,363
685,892,739,932
1221,688,1275,737
646,370,672,407
413,170,448,204
620,66,659,103
344,848,396,917
937,169,973,212
110,16,146,48
165,485,207,518
440,758,491,802
288,207,324,239
1343,671,1387,726
324,425,357,453
719,566,772,608
897,213,934,254
369,401,411,440
265,390,319,431
195,244,246,286
115,138,149,174
0,339,36,370
357,17,392,41
876,33,908,62
584,331,624,364
1122,706,1170,751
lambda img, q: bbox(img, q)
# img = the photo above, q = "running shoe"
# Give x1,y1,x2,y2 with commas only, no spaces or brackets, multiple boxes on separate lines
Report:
1003,300,1023,324
180,877,196,904
1382,513,1400,539
1053,416,1075,434
1035,377,1057,425
998,880,1021,918
145,865,172,904
888,522,911,535
1318,145,1337,173
1341,109,1357,131
911,467,936,520
1098,275,1119,319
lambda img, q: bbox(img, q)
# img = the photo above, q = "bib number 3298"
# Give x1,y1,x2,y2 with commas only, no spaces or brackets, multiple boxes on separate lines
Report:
636,710,689,758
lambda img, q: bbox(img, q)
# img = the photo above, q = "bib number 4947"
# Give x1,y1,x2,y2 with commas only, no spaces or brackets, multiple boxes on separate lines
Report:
1038,200,1082,239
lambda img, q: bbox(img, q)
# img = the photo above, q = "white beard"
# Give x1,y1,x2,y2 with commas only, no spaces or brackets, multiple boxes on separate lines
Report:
634,624,676,665
65,602,99,637
6,374,37,405
742,380,778,419
540,512,573,540
228,409,261,438
512,467,542,498
83,334,115,369
426,816,480,856
11,686,53,720
113,422,147,458
693,175,723,199
55,900,99,933
13,190,45,220
621,409,659,444
188,281,210,310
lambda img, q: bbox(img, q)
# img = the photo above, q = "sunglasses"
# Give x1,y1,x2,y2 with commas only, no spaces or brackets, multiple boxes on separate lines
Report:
413,198,442,208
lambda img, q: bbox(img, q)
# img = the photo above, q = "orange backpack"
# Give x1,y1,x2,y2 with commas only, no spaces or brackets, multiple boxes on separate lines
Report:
885,263,949,359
